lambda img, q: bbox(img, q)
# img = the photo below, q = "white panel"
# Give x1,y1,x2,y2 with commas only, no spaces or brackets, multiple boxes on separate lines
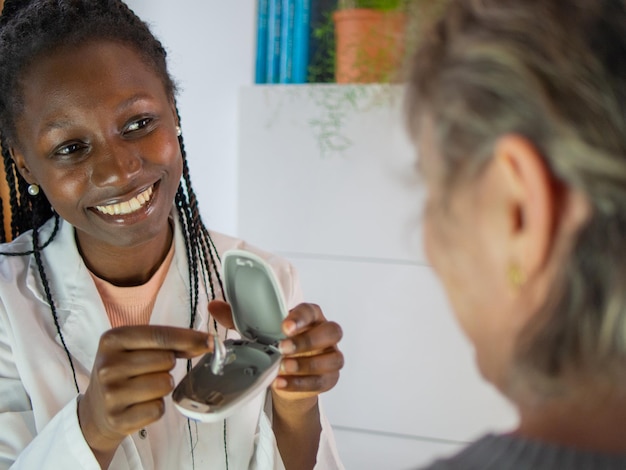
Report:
238,85,425,263
237,85,517,461
332,427,463,470
293,257,517,442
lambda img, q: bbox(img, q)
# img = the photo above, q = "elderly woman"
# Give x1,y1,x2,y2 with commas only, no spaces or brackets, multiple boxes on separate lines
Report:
406,0,626,468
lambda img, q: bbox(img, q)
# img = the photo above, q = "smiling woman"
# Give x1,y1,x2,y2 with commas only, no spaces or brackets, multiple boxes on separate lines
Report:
12,40,183,283
0,1,344,469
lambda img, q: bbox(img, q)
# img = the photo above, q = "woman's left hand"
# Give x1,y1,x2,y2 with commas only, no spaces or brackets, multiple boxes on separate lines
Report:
209,300,343,469
208,300,344,403
270,302,344,469
272,302,344,402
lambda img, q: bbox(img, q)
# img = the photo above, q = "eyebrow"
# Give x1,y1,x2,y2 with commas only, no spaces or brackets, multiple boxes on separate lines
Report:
38,118,76,137
38,93,157,137
38,118,75,138
115,93,155,113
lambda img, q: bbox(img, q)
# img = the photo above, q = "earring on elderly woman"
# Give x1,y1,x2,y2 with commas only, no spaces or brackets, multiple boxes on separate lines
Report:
27,184,39,196
508,262,526,289
176,126,182,137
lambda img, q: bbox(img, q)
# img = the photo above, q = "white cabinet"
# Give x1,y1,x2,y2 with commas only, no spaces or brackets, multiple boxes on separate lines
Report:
237,85,516,469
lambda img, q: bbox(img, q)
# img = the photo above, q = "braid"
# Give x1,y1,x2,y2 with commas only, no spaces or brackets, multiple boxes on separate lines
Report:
184,151,225,328
0,195,5,243
32,216,79,393
175,118,231,468
2,142,22,239
175,186,199,335
0,137,55,240
175,109,225,331
175,188,202,338
0,212,60,257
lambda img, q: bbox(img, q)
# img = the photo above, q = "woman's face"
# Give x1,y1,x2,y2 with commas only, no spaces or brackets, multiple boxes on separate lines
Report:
11,40,182,252
418,119,517,384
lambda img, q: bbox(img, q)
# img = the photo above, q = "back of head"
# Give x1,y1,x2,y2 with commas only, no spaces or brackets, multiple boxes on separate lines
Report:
0,0,176,238
406,0,626,391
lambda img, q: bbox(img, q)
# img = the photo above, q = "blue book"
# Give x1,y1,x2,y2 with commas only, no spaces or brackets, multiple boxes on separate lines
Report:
279,0,296,83
266,0,282,83
293,0,312,83
255,0,270,84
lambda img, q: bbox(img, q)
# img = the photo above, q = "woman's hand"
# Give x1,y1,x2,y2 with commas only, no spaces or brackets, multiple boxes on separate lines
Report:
273,302,344,401
78,326,211,468
271,303,344,469
208,300,344,403
209,300,344,470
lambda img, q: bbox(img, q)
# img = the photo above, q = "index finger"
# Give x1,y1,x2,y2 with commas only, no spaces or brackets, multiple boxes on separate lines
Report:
99,326,212,358
282,303,325,336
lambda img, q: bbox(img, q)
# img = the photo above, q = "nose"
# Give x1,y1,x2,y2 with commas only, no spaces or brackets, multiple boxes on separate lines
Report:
91,139,142,188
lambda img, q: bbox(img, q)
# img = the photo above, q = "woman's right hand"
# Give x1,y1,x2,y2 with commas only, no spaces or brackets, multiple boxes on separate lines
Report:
77,326,211,467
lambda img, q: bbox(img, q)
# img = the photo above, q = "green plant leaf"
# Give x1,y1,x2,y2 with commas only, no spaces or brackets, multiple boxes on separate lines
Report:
353,0,404,11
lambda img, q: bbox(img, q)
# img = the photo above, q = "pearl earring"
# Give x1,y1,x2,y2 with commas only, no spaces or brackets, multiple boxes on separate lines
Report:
176,126,182,137
27,184,40,196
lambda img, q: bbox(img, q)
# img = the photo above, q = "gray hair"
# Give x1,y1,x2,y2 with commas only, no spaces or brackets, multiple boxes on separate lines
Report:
405,0,626,390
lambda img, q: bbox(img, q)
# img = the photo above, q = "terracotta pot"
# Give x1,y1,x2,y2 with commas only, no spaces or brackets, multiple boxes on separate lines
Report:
333,8,407,84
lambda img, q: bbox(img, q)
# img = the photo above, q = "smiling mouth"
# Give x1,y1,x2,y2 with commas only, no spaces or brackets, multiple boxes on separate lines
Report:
94,185,154,216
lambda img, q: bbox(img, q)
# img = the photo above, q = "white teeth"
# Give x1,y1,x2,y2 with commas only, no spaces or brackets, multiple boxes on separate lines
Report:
96,185,154,216
129,198,141,211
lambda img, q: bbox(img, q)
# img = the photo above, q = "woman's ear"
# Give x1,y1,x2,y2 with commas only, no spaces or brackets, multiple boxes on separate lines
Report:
168,98,179,128
492,134,559,282
9,147,36,185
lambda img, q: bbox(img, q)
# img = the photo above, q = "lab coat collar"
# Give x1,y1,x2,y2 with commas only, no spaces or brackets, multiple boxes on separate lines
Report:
23,208,210,374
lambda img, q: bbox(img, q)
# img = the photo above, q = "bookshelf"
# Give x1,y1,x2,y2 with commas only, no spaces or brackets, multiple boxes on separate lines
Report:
237,84,517,469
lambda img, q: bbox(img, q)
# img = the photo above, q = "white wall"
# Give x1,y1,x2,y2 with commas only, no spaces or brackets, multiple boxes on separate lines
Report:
125,0,256,234
237,85,517,469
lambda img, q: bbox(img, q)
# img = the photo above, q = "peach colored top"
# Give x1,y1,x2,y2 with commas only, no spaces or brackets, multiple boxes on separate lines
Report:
89,242,175,328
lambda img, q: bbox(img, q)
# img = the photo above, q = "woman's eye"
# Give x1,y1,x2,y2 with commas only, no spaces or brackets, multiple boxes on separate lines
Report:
124,117,153,134
55,142,85,156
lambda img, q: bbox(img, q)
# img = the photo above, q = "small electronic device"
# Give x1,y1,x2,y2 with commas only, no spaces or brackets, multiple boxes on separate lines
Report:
173,249,288,422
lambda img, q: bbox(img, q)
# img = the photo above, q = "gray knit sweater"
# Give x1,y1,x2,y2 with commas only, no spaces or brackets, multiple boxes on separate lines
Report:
421,433,626,469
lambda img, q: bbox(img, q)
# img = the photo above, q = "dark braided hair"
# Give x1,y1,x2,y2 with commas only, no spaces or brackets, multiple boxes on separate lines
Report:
0,0,227,466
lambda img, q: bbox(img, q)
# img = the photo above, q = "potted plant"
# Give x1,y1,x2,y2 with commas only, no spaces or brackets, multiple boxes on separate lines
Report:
333,0,409,83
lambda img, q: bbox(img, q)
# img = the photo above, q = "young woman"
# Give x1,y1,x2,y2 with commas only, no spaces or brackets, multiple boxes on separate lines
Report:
0,1,344,469
406,0,626,468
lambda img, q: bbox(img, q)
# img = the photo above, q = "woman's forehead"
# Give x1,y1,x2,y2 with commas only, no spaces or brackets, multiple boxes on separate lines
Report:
20,41,166,109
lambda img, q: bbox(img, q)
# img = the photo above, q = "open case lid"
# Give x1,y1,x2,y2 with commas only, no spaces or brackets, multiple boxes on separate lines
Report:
222,250,288,345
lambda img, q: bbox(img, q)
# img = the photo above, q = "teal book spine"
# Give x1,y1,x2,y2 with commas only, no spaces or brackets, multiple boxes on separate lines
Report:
255,0,270,83
293,0,312,83
279,0,296,83
266,0,282,83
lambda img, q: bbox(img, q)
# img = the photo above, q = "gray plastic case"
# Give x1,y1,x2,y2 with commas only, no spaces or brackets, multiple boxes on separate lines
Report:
173,249,288,422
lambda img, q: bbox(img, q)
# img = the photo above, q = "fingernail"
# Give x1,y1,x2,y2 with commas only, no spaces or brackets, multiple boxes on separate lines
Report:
279,340,295,355
280,359,298,374
283,320,297,336
274,377,288,389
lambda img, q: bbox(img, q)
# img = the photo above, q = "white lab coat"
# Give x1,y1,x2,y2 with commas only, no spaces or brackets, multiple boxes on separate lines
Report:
0,212,343,469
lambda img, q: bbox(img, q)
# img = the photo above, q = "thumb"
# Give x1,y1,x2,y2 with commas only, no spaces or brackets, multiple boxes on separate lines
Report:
208,300,236,329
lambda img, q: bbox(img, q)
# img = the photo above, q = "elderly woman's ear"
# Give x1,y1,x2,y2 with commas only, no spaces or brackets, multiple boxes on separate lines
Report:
489,134,590,292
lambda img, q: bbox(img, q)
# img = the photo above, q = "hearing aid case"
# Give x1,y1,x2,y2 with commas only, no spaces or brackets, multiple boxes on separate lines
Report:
173,250,288,422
